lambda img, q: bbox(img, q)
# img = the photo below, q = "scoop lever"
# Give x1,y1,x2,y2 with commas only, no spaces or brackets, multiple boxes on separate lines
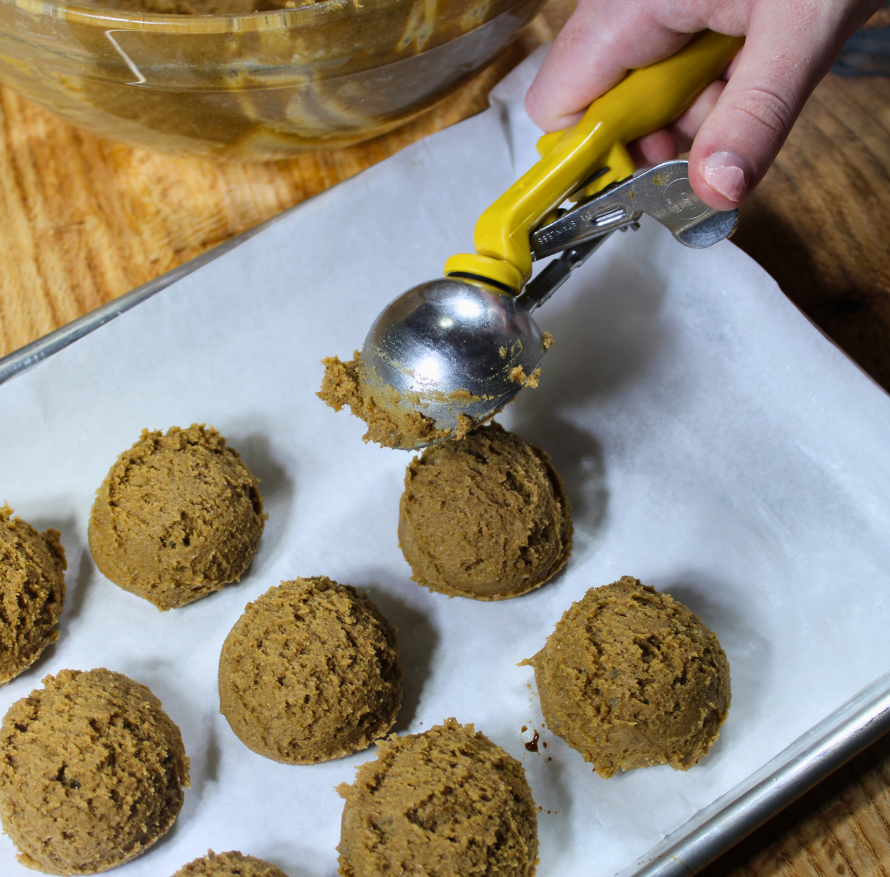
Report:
530,160,738,259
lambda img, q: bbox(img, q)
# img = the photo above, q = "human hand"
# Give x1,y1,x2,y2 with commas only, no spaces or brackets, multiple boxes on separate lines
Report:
526,0,883,209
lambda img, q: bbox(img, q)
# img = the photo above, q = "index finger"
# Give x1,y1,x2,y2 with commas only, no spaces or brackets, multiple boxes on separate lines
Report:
525,0,740,132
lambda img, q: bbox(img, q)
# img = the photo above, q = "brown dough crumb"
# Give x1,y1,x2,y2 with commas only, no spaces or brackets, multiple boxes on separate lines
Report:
172,850,290,877
509,366,542,388
542,332,553,350
219,577,402,764
454,414,475,439
527,576,731,777
0,668,190,875
398,423,572,600
318,352,450,450
88,424,265,611
337,719,538,877
0,504,66,684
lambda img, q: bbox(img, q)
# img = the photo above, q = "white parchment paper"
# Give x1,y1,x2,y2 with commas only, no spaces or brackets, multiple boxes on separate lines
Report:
2,48,890,877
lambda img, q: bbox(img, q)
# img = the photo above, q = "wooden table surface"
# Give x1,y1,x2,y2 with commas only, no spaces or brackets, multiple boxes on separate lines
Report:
2,2,890,875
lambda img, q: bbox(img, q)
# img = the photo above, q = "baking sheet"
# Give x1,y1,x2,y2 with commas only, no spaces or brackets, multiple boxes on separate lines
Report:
2,48,890,877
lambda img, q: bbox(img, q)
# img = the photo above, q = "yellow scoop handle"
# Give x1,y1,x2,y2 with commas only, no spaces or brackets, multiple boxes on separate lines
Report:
443,30,744,292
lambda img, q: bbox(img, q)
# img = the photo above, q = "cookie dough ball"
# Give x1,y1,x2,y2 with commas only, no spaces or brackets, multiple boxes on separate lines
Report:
89,424,265,611
172,850,289,877
398,423,572,600
0,504,66,684
219,577,402,764
529,576,731,778
338,719,538,877
0,668,190,875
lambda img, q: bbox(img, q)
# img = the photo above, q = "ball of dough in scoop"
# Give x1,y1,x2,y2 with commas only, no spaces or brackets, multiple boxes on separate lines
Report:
398,423,572,600
529,576,731,778
89,424,265,610
0,504,66,684
0,668,190,875
338,718,538,877
219,577,402,764
171,850,289,877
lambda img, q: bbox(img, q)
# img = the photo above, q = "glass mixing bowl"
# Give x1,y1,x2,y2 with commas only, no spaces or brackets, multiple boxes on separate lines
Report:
0,0,544,158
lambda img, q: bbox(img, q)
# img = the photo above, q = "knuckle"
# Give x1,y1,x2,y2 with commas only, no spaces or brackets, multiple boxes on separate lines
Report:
709,0,751,35
729,82,798,141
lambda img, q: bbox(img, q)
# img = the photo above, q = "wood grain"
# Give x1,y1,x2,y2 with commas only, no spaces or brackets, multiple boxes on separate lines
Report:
733,72,890,393
1,3,890,876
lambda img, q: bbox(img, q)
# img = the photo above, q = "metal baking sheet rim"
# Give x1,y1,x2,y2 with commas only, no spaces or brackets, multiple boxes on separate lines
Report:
2,222,890,877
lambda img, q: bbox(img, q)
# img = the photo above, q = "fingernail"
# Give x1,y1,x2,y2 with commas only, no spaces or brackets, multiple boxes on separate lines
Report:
701,151,749,203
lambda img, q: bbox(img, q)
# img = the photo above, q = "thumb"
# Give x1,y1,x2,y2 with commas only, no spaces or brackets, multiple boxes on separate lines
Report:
689,1,878,210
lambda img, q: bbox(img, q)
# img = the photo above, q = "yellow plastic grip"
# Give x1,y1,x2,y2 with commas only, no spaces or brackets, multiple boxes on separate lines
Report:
444,30,744,292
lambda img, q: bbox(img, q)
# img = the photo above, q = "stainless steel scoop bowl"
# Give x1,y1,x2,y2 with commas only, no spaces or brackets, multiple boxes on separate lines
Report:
357,276,547,445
